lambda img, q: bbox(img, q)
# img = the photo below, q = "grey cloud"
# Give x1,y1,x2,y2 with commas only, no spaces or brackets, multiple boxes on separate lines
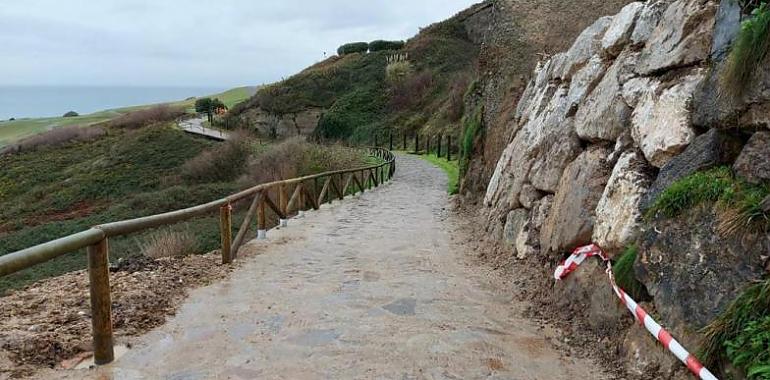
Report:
0,0,475,86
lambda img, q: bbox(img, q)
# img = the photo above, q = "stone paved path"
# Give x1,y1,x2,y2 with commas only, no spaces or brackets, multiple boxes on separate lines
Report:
60,154,609,379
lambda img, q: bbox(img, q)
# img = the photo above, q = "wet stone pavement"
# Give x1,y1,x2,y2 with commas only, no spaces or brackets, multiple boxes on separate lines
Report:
57,154,609,380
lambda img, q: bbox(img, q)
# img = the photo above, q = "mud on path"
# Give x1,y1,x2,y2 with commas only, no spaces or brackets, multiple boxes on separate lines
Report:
48,154,611,379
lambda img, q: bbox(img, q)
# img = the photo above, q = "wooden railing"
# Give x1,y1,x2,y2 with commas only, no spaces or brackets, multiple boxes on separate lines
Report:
0,147,396,365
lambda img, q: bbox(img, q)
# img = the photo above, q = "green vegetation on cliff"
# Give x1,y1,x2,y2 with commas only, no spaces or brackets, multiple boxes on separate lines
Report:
227,15,479,144
721,2,770,97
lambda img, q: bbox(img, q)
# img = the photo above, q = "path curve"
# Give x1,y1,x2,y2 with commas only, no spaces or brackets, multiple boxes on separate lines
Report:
62,154,610,379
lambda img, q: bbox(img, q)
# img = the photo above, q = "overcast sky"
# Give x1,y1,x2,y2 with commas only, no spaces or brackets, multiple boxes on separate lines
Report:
1,1,475,87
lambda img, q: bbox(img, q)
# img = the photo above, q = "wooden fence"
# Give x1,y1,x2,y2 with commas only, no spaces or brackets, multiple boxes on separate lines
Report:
0,147,396,365
373,131,457,161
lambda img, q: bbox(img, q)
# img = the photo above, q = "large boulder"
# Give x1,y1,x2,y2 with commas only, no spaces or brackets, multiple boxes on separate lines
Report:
640,128,744,211
631,70,704,167
540,146,613,255
602,2,645,57
710,0,741,60
485,85,580,209
630,0,673,46
566,55,607,113
635,0,717,75
554,16,613,80
622,324,683,378
574,52,634,142
636,207,770,339
693,55,770,129
733,131,770,184
593,151,653,256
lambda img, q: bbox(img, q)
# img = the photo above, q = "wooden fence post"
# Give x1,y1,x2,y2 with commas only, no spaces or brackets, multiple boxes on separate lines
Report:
426,135,431,156
389,132,393,151
88,238,114,365
298,184,306,217
220,204,232,264
257,192,266,239
279,185,288,227
402,133,407,150
415,134,419,154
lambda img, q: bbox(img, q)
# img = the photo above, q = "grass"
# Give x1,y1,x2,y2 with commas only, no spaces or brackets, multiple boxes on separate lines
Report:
0,128,372,293
0,86,255,147
612,245,650,302
720,2,770,98
418,153,459,194
701,278,770,376
647,167,770,235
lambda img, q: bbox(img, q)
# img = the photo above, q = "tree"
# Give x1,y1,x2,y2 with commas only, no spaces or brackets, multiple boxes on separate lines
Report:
195,97,227,123
63,111,79,117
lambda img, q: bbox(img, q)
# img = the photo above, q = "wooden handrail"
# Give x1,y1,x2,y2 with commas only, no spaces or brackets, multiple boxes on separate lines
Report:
0,146,396,365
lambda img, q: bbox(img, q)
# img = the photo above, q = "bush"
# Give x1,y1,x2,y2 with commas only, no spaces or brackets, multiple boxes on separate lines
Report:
108,105,186,129
337,42,369,55
138,229,199,259
62,111,79,117
389,71,434,111
369,40,405,52
316,86,386,140
612,246,650,302
180,131,252,183
0,125,106,155
238,137,364,186
386,61,415,83
720,2,770,97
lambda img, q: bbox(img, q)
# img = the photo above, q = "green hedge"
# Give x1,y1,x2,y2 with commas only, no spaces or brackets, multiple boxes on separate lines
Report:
337,42,369,55
369,40,405,52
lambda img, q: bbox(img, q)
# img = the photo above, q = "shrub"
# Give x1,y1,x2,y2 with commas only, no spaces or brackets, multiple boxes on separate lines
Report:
389,71,434,111
108,105,186,129
701,278,770,374
720,2,770,97
238,137,364,186
0,125,106,155
337,42,369,55
180,131,252,183
612,246,650,302
386,61,415,83
138,229,199,259
316,86,386,140
369,40,405,52
62,111,79,117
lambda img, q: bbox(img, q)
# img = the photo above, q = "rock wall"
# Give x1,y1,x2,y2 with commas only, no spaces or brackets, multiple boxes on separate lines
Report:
460,0,636,195
479,0,769,377
239,107,323,138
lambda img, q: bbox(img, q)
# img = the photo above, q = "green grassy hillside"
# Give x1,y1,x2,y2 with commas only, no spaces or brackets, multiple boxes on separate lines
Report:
227,13,480,143
0,86,256,147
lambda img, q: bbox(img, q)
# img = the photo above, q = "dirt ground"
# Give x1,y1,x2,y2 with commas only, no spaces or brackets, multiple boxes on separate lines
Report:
2,155,619,379
0,253,234,379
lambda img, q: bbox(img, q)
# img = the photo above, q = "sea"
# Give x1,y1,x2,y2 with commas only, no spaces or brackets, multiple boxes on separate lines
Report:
0,86,226,120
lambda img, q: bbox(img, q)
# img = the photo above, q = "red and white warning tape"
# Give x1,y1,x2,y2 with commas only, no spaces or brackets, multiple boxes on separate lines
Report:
554,244,718,380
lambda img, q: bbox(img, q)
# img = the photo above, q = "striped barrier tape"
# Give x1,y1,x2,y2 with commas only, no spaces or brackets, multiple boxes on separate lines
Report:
554,244,718,380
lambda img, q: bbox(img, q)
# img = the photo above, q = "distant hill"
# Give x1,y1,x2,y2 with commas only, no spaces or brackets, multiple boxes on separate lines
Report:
0,86,256,147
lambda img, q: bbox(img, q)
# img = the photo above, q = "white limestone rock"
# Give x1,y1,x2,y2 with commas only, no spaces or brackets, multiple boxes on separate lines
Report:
631,70,704,167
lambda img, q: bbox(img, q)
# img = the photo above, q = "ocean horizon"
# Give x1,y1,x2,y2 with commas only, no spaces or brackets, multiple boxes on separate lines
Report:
0,85,226,120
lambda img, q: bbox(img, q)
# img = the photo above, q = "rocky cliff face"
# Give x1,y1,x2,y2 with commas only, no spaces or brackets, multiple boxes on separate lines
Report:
477,0,769,377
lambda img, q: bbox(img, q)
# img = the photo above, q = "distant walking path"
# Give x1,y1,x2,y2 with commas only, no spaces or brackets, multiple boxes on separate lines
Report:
56,155,609,379
178,116,230,140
